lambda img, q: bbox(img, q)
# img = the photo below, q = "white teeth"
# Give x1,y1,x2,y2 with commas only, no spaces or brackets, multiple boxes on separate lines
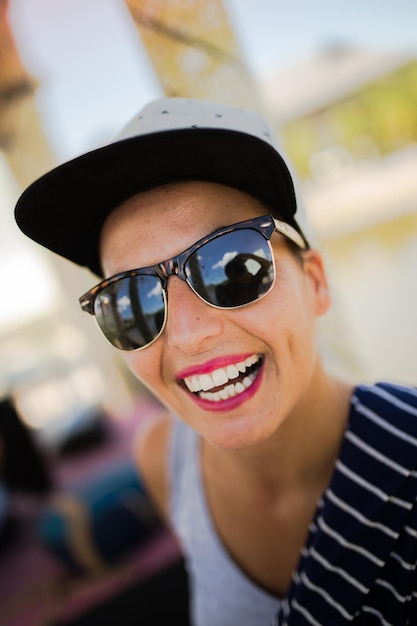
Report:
199,373,257,401
225,383,236,397
243,376,252,389
183,352,261,402
184,377,197,393
199,373,214,391
182,354,261,395
226,364,239,379
212,368,229,387
184,373,219,392
245,354,259,367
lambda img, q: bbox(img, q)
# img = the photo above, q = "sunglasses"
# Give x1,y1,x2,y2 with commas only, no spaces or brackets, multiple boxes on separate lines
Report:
79,215,307,351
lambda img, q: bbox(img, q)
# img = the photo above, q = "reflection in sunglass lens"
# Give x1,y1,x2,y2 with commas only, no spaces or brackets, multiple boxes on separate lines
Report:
88,224,276,351
185,229,274,307
94,274,166,350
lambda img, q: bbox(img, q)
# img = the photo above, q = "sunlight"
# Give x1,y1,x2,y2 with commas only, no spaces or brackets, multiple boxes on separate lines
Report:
0,154,60,332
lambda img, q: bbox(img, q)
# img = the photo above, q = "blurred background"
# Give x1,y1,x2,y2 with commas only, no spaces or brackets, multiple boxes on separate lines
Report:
0,1,416,624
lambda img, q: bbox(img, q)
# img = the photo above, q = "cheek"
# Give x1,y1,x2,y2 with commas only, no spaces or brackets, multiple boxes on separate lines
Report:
125,350,163,391
266,272,318,351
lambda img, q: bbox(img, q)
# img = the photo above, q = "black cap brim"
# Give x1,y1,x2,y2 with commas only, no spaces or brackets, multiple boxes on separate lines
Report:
15,128,300,276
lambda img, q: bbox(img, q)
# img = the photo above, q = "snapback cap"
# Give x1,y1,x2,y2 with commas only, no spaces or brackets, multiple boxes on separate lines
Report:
15,97,307,277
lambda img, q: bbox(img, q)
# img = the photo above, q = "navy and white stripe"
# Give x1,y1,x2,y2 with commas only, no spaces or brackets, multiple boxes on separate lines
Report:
274,382,417,625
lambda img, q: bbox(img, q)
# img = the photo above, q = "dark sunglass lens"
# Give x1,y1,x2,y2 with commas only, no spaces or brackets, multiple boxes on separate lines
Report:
186,229,274,307
93,275,165,350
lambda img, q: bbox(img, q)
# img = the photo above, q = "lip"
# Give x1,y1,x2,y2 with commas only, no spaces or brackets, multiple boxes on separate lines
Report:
176,353,257,379
180,356,265,413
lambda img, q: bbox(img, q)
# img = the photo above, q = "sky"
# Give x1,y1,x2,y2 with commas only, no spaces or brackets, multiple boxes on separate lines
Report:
7,0,417,163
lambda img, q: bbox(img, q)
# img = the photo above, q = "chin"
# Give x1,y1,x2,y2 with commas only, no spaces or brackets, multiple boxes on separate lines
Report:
198,411,280,453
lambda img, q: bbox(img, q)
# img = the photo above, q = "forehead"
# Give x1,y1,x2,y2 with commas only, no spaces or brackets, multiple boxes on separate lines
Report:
99,181,269,275
104,180,267,230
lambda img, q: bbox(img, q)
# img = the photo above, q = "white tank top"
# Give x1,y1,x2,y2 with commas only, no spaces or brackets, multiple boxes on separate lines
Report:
169,418,281,626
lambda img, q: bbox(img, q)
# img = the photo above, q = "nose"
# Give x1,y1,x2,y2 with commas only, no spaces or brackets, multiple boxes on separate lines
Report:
163,276,224,352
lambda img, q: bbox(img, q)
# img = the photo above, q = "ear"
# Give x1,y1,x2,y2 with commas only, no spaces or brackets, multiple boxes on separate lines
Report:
302,250,331,316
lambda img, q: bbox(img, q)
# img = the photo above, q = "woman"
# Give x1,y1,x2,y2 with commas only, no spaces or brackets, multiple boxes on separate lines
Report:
15,98,417,625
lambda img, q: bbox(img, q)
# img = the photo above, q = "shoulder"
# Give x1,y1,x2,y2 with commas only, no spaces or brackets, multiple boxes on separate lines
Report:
353,382,417,421
350,381,417,463
133,410,174,522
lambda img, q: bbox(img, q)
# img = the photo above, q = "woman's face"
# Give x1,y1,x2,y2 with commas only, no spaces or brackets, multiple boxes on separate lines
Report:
100,181,330,451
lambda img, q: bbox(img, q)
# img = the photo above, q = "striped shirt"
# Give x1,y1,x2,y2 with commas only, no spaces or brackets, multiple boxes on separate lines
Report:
274,382,417,625
170,382,417,625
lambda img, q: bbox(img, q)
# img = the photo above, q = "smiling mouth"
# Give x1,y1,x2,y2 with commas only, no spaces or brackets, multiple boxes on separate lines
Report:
179,354,263,402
